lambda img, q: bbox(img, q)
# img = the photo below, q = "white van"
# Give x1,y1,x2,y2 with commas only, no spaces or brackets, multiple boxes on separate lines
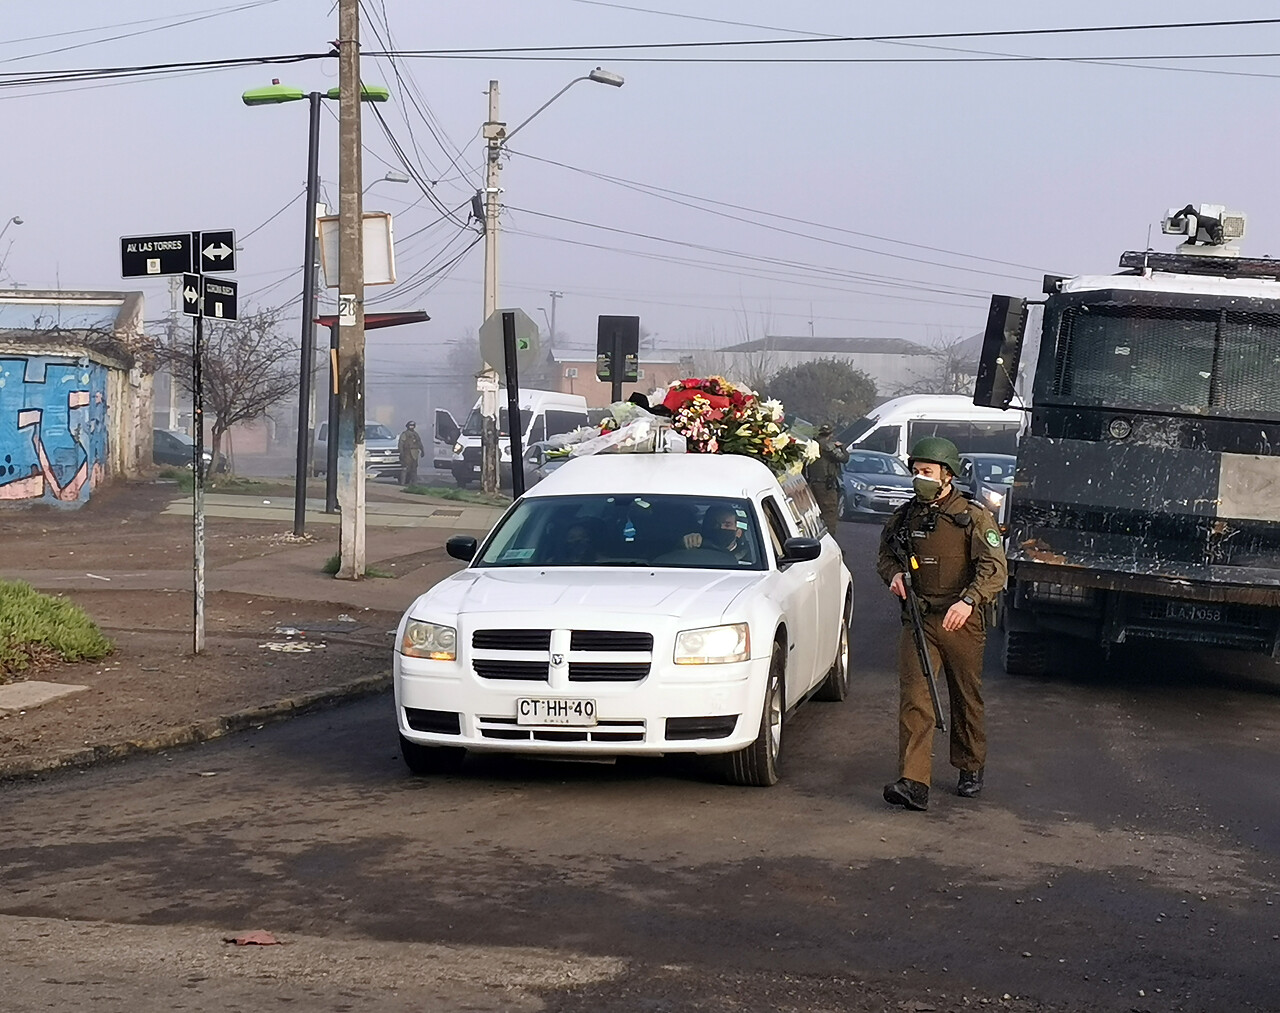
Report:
841,394,1025,462
445,388,589,487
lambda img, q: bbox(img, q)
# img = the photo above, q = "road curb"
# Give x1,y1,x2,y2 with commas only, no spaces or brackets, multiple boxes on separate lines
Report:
0,674,391,783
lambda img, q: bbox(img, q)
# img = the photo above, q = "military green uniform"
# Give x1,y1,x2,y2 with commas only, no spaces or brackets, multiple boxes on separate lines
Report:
806,432,849,532
876,489,1007,786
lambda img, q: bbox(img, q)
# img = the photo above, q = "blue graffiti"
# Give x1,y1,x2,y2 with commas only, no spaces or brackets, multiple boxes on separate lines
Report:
0,356,109,505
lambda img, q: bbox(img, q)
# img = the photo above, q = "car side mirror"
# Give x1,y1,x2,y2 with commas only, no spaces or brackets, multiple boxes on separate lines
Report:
446,535,478,562
778,536,822,565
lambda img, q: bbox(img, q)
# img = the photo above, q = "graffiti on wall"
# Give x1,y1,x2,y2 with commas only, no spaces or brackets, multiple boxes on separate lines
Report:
0,356,108,504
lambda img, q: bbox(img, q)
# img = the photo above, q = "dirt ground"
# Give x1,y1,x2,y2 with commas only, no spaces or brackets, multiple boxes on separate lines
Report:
0,481,405,768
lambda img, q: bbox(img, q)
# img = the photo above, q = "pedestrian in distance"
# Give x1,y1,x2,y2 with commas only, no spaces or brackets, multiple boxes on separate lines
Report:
805,423,850,532
397,420,425,486
876,436,1007,812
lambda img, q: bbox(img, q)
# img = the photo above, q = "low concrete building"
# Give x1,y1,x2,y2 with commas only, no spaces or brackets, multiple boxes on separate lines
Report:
0,290,154,506
711,336,936,396
541,350,693,408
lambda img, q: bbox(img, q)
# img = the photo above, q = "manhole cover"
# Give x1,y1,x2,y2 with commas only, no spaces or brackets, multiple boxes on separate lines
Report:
432,508,463,517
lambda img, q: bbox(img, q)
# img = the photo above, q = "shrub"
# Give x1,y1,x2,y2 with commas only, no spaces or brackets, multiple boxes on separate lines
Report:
0,580,113,683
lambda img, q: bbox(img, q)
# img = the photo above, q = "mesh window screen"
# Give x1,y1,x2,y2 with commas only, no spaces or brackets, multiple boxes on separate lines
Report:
1217,314,1280,413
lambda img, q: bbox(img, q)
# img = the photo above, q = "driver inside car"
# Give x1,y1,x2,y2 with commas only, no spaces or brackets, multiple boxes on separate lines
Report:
683,504,750,561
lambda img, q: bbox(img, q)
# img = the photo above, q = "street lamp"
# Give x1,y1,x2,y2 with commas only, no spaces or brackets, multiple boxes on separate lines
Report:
0,215,22,244
364,170,410,195
242,79,390,536
476,68,624,492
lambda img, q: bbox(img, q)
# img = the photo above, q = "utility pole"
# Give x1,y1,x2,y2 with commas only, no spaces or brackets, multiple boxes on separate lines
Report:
166,276,180,429
336,0,366,578
292,90,322,537
479,80,503,494
548,289,562,346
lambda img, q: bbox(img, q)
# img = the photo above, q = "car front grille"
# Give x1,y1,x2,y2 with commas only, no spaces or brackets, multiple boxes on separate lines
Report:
476,715,646,743
470,628,654,683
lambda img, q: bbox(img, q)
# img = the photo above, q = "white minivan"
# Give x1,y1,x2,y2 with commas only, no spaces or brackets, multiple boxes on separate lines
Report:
842,394,1025,461
446,388,590,488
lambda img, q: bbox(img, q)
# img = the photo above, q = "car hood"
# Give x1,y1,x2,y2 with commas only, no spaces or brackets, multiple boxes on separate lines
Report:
410,567,763,620
847,472,913,488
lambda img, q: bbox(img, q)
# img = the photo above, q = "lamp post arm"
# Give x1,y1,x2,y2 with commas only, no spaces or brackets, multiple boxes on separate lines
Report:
501,76,589,147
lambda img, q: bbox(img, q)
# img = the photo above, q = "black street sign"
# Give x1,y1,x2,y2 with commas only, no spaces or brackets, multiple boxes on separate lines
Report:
181,273,201,317
201,276,238,320
120,233,192,277
197,229,236,273
596,314,641,382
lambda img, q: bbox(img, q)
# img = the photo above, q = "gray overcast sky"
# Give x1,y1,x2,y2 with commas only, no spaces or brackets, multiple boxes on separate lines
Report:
3,1,1279,391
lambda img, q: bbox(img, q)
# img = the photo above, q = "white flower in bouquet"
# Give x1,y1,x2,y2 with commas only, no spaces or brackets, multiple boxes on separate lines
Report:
773,433,791,450
762,398,784,421
802,438,821,462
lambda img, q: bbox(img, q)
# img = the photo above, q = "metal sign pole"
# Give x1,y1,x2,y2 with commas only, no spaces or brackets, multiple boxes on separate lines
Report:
192,314,206,655
501,310,525,498
610,331,624,404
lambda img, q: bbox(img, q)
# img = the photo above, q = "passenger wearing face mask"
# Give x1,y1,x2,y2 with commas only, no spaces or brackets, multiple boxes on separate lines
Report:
875,437,1007,812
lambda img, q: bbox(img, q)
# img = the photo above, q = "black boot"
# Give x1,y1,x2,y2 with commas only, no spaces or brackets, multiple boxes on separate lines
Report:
957,768,984,798
883,777,929,811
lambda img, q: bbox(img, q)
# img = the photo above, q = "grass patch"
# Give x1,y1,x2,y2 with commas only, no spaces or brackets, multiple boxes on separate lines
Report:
0,579,113,684
321,553,393,579
156,469,274,495
402,483,509,507
157,466,193,492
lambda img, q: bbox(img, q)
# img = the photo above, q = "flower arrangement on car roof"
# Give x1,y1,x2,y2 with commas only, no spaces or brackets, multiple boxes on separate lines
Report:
545,375,819,474
658,376,819,472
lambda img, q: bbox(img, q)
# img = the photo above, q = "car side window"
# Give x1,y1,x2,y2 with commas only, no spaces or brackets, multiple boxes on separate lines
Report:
858,425,900,455
316,423,327,442
761,497,792,563
780,476,827,539
527,413,546,445
546,410,586,438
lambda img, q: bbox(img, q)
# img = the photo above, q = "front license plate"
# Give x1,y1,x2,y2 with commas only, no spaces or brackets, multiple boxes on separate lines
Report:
516,697,598,726
1165,601,1223,623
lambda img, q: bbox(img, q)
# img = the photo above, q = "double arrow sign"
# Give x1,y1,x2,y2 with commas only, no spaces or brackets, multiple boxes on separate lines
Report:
120,229,238,320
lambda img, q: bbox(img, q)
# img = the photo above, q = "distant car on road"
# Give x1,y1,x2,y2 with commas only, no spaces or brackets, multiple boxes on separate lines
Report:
153,429,212,470
521,441,573,489
838,450,914,520
954,453,1016,527
313,421,400,480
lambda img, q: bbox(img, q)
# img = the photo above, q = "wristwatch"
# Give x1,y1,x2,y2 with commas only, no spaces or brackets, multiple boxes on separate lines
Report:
960,594,976,608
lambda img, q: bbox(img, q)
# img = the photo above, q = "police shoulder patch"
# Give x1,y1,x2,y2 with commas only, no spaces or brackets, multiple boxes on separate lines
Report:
985,528,1001,546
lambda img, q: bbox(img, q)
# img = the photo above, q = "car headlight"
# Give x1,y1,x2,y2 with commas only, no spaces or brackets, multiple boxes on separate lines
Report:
848,479,868,491
453,442,463,454
983,489,1005,507
674,623,750,665
400,620,457,660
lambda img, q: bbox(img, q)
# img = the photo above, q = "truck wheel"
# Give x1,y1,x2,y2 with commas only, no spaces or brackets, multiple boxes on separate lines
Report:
815,594,852,701
1002,628,1049,677
722,642,785,787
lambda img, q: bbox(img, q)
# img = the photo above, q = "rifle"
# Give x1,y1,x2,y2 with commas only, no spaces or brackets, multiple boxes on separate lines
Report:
893,522,946,732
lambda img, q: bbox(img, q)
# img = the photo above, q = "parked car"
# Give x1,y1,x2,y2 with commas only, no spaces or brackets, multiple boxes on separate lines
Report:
313,421,400,479
153,429,212,470
954,453,1016,527
838,450,914,519
393,451,854,787
521,440,572,489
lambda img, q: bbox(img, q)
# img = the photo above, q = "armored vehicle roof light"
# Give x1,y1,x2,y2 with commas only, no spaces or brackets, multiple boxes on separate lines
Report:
1161,204,1247,252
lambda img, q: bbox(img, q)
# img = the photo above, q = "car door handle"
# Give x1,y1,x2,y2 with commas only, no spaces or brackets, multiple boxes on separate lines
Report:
805,572,817,582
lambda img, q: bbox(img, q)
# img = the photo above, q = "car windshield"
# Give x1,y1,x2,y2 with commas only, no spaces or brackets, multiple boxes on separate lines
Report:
475,494,766,571
367,424,395,441
974,459,1016,484
845,453,909,476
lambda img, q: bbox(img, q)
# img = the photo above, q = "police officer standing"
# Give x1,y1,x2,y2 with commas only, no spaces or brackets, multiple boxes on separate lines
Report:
876,437,1006,811
397,420,425,486
806,423,849,532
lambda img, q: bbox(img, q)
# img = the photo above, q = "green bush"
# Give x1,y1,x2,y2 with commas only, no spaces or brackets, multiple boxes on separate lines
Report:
0,580,113,683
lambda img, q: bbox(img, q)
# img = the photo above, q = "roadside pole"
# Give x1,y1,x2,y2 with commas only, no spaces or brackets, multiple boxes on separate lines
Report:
480,80,502,495
192,313,206,654
501,310,526,498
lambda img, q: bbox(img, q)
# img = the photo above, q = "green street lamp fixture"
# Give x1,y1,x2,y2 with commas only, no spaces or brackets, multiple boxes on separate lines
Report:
241,79,390,532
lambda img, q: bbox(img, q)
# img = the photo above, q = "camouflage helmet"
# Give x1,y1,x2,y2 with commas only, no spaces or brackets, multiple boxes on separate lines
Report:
908,436,962,476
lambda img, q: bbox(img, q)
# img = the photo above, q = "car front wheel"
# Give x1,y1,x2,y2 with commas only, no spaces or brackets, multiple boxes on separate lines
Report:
722,641,784,787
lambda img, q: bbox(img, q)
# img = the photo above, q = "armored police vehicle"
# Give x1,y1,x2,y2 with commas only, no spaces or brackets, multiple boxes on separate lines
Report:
973,204,1280,673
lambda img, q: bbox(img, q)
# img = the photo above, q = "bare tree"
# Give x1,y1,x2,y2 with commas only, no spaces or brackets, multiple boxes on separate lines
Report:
890,333,978,396
158,308,296,474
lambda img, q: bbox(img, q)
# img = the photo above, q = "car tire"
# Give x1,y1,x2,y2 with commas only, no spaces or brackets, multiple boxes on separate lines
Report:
722,640,784,787
452,466,474,489
399,735,466,775
815,593,852,702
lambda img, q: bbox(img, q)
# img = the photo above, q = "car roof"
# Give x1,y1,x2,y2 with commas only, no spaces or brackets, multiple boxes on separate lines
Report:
846,450,898,460
961,453,1016,462
526,452,782,499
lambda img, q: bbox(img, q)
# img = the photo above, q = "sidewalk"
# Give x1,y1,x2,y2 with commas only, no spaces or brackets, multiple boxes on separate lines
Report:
0,491,506,781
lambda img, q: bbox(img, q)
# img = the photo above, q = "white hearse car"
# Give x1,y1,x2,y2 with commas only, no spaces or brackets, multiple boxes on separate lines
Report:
394,452,854,786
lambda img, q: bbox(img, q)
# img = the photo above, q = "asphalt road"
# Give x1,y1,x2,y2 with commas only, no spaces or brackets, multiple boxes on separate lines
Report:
3,521,1279,1013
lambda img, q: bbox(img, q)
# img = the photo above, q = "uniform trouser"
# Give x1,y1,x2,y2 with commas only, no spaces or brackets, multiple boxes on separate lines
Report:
897,608,986,785
401,458,419,486
814,488,840,532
